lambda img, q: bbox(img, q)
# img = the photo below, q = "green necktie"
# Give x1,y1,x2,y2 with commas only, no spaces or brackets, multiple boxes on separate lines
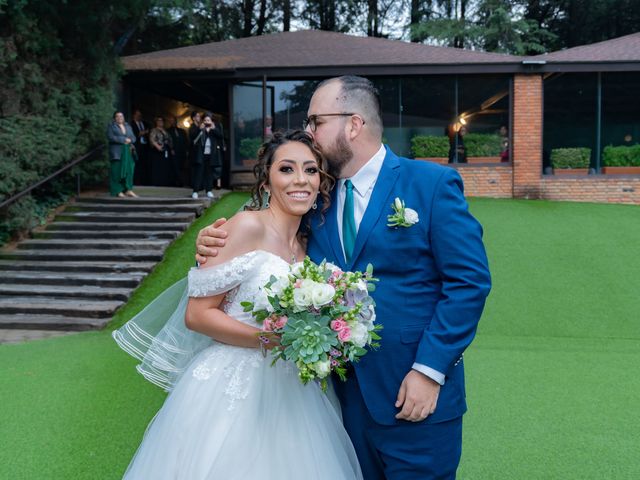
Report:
342,179,356,263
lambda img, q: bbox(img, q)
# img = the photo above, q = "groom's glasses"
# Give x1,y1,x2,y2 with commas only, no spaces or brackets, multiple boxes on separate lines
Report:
302,113,365,132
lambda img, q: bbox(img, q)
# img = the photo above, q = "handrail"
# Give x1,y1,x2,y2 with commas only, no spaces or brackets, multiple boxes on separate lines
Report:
0,144,105,210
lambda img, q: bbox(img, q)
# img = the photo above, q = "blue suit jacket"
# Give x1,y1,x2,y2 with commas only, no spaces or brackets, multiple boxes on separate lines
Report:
307,146,491,426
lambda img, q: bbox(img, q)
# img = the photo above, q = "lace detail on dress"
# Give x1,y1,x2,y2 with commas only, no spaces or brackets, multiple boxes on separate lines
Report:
191,344,262,410
188,251,261,297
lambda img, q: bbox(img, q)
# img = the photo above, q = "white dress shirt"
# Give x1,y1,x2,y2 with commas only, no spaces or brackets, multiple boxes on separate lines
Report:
336,144,445,385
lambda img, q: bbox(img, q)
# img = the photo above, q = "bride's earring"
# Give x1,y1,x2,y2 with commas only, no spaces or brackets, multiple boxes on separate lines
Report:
311,194,318,210
263,189,271,209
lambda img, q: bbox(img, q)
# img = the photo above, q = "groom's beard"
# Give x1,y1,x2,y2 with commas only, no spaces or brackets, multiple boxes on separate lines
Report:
322,132,353,178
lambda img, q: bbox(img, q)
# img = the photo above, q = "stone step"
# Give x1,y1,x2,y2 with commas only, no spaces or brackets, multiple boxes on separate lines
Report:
33,230,179,240
76,196,210,206
64,203,205,214
0,249,164,262
0,271,143,288
0,297,123,319
0,313,109,331
46,222,189,232
55,211,196,223
17,239,170,251
0,284,131,301
0,260,155,274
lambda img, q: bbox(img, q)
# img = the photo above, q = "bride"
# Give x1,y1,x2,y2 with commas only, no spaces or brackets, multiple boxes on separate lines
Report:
113,130,363,479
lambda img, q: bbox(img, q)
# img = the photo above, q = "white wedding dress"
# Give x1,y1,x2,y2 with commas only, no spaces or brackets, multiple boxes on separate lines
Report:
113,250,362,480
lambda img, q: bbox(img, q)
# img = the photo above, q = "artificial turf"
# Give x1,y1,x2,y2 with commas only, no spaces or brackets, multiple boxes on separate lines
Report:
0,196,638,479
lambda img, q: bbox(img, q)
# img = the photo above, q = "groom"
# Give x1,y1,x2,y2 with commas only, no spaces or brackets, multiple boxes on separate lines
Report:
196,76,491,479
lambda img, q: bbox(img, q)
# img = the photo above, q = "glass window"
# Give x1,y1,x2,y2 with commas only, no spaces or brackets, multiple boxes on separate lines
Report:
543,73,598,172
601,72,640,168
232,82,272,169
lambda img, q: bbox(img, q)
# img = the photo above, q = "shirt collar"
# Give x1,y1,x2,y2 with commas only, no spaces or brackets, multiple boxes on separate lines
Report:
341,144,386,197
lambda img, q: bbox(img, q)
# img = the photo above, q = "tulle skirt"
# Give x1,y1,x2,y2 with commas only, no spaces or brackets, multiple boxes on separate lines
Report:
122,342,363,479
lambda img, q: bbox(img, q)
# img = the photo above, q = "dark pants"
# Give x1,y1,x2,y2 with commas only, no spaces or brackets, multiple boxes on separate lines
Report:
339,373,463,480
191,155,222,192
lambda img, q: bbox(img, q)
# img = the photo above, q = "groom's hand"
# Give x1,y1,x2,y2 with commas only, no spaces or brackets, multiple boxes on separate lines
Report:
195,218,228,265
395,370,440,422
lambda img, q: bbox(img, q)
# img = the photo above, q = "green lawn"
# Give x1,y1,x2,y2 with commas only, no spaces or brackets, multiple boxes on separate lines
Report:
1,196,639,479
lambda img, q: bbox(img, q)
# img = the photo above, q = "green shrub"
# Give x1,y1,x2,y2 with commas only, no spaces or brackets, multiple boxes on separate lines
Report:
239,137,263,160
550,148,591,169
464,133,502,157
602,144,640,167
411,135,449,157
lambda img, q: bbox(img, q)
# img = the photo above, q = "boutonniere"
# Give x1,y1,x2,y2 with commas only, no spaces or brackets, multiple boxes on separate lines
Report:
387,197,419,228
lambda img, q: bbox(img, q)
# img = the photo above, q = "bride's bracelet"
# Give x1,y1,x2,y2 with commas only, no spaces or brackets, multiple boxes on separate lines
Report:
258,334,270,357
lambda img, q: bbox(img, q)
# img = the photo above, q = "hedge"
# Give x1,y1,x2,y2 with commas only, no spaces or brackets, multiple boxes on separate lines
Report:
411,133,502,158
602,144,640,167
550,148,591,169
410,135,450,157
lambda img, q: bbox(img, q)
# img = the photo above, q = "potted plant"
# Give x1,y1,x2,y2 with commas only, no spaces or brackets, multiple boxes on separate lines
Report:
410,135,449,165
601,145,640,174
465,133,502,163
551,148,591,175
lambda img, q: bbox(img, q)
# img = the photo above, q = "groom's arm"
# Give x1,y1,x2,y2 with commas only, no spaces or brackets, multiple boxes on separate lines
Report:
416,168,492,375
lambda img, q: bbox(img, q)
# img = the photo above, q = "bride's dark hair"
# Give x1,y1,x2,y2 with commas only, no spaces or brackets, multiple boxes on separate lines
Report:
247,130,334,220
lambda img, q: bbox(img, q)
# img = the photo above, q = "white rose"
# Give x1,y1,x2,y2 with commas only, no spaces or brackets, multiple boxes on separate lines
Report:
253,289,274,313
311,282,335,308
350,323,369,348
313,359,332,378
403,208,419,225
293,279,315,310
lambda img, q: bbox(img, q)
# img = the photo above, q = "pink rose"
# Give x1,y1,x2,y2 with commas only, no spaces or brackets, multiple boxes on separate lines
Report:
274,316,288,329
330,319,347,331
263,317,274,332
338,327,351,342
294,279,303,288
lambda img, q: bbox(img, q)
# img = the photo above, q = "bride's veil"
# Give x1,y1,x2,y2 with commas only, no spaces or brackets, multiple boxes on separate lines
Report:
113,251,266,391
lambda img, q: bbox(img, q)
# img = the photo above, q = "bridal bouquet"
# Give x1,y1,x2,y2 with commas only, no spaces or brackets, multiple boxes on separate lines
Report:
242,257,381,391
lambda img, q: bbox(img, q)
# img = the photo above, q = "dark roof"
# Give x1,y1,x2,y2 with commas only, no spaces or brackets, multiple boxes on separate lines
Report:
122,30,521,73
529,32,640,63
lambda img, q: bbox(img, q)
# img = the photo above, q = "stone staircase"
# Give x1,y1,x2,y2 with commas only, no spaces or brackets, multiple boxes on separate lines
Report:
0,191,212,334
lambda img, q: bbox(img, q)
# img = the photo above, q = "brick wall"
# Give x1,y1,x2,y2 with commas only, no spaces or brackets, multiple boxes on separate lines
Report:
541,176,640,205
453,164,513,198
513,74,543,199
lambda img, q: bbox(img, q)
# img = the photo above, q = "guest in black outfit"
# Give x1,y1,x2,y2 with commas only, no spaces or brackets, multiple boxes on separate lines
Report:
449,125,467,164
149,116,173,186
167,115,188,186
131,109,150,185
190,111,223,199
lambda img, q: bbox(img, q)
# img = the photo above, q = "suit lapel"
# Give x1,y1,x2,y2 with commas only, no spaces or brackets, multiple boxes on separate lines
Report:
323,185,347,269
348,149,400,269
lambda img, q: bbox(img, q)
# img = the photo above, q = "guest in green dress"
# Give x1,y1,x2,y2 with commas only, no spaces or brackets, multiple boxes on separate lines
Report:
107,111,137,197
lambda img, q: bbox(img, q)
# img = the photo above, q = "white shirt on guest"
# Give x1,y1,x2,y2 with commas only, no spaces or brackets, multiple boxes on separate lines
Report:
335,143,445,386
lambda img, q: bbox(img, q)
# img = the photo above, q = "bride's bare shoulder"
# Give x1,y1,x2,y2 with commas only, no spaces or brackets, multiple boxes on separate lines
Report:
221,210,266,237
200,211,266,269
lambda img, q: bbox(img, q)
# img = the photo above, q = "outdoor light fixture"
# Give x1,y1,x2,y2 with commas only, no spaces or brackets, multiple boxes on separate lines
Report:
183,118,191,128
459,116,467,125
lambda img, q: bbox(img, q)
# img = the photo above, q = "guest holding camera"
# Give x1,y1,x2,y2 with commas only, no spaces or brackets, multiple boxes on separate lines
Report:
149,116,173,186
106,111,137,198
191,111,223,199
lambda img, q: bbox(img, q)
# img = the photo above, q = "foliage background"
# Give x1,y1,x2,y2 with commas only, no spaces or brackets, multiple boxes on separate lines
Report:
2,0,640,243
